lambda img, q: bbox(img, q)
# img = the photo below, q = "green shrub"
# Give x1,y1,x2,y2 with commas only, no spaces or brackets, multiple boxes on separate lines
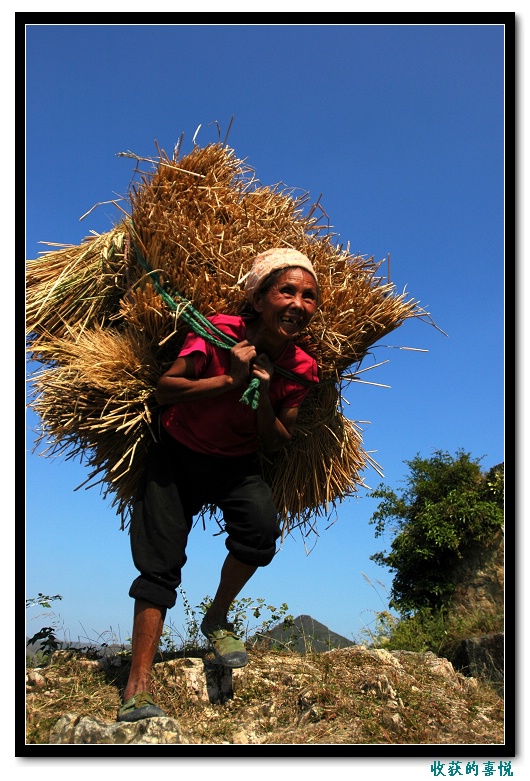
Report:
369,451,504,615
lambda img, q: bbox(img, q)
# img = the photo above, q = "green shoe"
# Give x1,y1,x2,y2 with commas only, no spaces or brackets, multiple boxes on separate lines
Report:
117,691,165,722
201,616,248,668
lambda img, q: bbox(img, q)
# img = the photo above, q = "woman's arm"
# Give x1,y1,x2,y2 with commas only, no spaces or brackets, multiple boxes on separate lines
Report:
252,354,299,451
154,341,257,405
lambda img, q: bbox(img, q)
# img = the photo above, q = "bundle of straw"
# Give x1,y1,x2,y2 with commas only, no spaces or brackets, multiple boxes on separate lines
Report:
26,141,429,539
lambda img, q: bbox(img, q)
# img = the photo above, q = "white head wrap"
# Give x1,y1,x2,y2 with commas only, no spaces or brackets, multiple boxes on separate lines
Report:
243,248,317,301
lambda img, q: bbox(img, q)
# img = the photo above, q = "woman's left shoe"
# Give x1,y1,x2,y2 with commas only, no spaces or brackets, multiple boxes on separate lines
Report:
201,616,249,668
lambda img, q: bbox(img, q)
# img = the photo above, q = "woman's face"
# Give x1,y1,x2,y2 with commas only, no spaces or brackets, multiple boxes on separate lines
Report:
253,267,318,340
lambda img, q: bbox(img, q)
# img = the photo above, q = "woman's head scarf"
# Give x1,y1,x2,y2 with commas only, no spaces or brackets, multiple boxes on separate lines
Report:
243,248,317,301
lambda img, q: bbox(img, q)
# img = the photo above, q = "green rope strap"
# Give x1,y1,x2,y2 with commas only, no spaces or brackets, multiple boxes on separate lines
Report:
130,233,314,411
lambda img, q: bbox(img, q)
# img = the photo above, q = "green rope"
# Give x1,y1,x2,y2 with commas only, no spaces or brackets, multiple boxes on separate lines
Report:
239,379,261,409
129,234,313,410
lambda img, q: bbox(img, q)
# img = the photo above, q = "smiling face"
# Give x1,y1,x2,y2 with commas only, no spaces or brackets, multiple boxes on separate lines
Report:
252,267,319,343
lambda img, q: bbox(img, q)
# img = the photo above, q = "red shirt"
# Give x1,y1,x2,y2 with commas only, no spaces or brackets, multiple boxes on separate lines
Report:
160,314,319,456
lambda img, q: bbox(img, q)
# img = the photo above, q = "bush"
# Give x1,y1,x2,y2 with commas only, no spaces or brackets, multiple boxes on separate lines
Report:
369,451,504,615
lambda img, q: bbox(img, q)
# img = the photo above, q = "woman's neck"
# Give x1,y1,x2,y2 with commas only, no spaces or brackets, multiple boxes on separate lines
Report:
244,319,289,361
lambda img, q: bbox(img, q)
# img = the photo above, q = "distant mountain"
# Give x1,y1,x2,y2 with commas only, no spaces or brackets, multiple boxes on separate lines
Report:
26,614,353,660
251,614,355,653
25,639,129,660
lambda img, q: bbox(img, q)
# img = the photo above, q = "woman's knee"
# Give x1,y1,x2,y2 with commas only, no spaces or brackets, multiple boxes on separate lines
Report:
225,537,278,567
221,477,281,563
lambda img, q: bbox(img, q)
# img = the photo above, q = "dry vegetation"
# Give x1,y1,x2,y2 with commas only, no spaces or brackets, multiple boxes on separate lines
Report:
25,647,504,746
26,140,436,539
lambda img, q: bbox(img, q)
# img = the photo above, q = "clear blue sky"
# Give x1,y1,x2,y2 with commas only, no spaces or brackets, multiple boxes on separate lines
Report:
25,23,505,655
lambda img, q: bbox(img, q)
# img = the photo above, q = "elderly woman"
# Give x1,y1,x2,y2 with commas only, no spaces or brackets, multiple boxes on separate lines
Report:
118,248,320,722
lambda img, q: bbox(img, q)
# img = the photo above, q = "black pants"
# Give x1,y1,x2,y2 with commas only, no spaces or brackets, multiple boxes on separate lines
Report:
128,429,281,609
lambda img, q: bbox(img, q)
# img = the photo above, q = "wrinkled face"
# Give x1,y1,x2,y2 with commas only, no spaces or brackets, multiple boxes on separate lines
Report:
252,267,318,340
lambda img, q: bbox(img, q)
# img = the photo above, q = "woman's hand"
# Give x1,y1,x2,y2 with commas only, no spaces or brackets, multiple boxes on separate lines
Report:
251,353,274,393
228,340,257,387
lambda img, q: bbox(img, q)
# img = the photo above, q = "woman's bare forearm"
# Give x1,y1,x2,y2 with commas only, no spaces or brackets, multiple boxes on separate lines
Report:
255,395,294,451
155,373,238,405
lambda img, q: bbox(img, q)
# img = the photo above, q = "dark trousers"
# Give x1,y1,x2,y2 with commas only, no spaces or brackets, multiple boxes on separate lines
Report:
128,429,281,608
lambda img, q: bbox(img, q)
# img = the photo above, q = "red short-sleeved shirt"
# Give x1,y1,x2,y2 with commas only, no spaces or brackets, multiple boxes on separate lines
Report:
160,314,319,456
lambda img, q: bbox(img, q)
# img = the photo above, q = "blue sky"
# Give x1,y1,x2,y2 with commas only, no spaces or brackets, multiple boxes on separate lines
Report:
25,22,506,663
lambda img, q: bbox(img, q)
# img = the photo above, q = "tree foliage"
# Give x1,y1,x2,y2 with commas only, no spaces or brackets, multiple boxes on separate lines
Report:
369,450,504,615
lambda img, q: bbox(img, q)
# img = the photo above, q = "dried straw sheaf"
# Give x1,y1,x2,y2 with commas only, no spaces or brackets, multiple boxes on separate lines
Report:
27,141,429,539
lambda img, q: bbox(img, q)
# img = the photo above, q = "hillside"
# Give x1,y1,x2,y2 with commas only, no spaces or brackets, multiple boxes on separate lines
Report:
24,643,505,748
